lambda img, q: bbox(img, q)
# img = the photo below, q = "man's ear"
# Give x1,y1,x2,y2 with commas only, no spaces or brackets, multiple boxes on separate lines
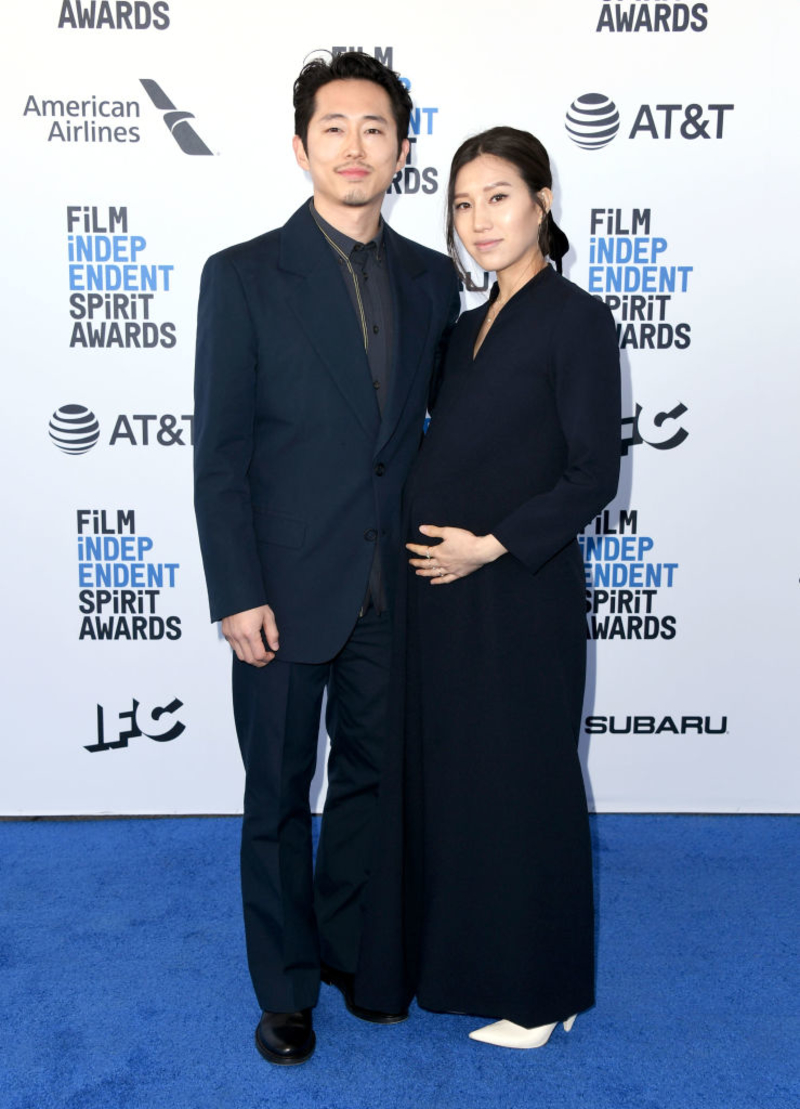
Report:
293,134,309,172
395,137,410,173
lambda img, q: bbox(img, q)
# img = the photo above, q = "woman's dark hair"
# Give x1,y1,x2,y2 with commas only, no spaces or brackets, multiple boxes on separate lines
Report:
293,51,413,156
446,126,570,286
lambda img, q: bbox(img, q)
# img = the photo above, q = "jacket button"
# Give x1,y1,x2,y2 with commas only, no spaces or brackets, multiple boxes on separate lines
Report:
364,528,377,541
374,462,385,476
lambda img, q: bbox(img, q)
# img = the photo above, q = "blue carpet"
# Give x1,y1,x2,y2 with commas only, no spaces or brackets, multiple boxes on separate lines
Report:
0,816,797,1109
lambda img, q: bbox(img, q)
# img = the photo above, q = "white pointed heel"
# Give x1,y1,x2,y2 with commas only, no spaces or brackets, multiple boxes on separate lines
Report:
468,1014,577,1049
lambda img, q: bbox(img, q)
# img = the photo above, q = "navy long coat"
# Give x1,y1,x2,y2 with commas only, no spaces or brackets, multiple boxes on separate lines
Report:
356,265,621,1027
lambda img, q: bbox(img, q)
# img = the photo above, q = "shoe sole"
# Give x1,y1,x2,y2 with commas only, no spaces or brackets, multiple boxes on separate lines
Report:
320,969,409,1024
346,1000,408,1024
255,1029,316,1066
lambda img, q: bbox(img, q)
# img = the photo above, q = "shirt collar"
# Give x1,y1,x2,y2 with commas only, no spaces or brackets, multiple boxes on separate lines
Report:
309,200,384,261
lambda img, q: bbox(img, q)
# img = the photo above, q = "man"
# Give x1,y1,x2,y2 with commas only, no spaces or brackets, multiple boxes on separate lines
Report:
193,51,459,1065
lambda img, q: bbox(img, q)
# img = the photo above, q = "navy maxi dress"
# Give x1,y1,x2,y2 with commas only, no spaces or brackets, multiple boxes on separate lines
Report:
355,264,621,1029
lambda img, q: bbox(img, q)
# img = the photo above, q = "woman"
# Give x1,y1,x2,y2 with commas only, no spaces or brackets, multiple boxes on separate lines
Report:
356,127,620,1048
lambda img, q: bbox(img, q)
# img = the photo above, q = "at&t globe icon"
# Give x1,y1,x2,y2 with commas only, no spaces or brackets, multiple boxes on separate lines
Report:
565,93,620,150
49,404,100,455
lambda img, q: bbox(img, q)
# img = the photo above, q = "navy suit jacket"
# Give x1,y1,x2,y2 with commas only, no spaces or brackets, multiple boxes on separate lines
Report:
194,201,460,663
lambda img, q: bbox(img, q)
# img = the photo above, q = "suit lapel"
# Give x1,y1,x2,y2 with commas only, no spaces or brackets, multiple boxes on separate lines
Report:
376,227,432,454
279,204,380,440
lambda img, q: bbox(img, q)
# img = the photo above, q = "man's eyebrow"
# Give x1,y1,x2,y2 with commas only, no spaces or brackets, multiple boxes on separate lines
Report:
318,112,390,124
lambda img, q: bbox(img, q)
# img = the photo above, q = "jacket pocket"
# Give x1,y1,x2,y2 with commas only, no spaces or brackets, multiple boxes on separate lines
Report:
253,507,306,549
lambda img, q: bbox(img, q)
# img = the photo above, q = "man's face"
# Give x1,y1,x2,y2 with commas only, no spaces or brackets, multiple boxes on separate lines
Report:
293,79,408,213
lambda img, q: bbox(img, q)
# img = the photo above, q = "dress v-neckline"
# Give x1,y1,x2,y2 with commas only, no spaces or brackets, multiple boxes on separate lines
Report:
471,264,553,362
472,310,493,362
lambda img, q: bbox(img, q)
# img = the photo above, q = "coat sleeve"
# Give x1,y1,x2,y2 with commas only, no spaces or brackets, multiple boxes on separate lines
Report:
193,251,268,623
492,293,621,574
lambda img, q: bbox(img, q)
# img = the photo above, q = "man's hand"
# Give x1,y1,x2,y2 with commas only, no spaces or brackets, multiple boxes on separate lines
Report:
221,605,280,667
407,525,506,585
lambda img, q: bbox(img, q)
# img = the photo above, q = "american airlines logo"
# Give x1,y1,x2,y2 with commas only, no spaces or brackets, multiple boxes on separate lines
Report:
139,80,212,155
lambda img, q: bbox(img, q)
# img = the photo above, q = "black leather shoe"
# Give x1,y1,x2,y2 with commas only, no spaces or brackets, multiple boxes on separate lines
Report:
320,962,408,1024
255,1009,315,1065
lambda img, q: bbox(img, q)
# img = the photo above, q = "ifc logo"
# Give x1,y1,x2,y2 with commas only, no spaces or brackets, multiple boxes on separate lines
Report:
565,93,620,150
49,404,100,455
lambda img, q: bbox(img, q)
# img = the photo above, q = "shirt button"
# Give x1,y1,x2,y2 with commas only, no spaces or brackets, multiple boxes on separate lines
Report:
374,462,386,476
364,528,377,541
373,325,379,334
373,379,381,389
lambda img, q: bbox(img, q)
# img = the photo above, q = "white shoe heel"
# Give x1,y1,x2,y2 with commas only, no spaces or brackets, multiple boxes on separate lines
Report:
468,1014,577,1049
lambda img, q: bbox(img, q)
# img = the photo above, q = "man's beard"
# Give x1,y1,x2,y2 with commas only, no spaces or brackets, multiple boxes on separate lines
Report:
342,187,369,207
341,190,370,206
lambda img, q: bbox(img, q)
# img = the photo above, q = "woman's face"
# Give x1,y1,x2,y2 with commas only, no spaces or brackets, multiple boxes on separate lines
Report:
452,154,551,279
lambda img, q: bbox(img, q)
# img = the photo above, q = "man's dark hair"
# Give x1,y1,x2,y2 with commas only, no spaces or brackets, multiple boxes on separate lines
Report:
293,51,413,155
446,126,571,284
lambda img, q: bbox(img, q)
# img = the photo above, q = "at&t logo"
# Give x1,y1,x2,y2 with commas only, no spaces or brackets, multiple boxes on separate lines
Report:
49,404,101,454
49,404,193,452
566,93,733,148
566,94,620,150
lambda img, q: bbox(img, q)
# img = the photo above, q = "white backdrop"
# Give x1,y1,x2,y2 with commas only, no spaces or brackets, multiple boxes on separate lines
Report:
2,0,798,814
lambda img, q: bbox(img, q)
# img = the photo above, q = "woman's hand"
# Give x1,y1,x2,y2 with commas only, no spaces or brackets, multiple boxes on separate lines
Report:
407,524,506,585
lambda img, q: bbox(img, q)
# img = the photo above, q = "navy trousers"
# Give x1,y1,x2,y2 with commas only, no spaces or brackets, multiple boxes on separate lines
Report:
232,605,392,1013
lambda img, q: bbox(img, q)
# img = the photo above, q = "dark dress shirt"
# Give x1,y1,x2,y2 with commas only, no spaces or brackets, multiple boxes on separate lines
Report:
310,203,395,611
310,203,393,414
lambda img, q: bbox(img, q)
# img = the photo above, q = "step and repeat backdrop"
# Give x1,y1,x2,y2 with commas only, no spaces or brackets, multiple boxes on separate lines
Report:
2,1,798,814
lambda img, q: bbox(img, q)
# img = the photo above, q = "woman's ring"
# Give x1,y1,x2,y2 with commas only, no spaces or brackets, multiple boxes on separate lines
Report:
425,548,433,559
